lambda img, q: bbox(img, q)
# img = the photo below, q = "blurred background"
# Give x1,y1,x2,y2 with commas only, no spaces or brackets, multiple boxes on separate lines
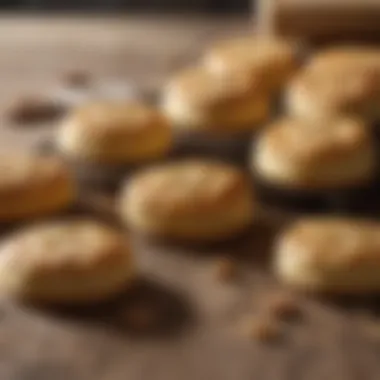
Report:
0,0,250,13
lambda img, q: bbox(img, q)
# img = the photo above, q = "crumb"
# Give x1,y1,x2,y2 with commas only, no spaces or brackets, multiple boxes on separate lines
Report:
122,305,157,331
7,96,63,124
241,316,281,342
63,69,91,87
265,293,300,320
214,257,237,282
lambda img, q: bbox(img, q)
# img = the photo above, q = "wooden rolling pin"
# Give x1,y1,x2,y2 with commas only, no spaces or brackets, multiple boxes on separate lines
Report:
256,0,380,43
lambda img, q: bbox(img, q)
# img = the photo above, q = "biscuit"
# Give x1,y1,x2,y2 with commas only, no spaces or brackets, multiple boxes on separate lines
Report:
0,219,134,303
252,117,376,190
57,102,172,164
161,66,270,133
204,36,299,93
119,160,254,241
275,218,380,293
0,154,75,221
309,47,380,72
287,54,380,121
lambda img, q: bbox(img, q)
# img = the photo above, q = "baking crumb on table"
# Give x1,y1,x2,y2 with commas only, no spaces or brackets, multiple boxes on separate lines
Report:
122,305,157,331
63,69,92,87
265,293,300,320
7,95,63,124
242,316,281,342
214,257,238,282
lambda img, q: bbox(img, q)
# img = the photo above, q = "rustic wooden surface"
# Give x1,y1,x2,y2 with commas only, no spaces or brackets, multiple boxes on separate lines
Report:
260,0,380,41
1,15,380,380
0,14,251,149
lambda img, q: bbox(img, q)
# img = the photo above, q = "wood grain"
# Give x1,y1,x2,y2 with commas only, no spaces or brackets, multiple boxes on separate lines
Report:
258,0,380,42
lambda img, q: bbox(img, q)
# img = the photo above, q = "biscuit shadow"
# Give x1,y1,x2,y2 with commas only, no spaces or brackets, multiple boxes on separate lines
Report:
138,219,279,268
314,293,380,317
252,164,380,218
71,193,122,228
232,220,280,268
171,132,252,168
135,223,256,255
28,277,195,340
17,196,123,231
264,190,380,220
34,137,132,195
0,223,20,236
0,198,122,239
326,190,380,219
251,174,329,216
34,137,183,196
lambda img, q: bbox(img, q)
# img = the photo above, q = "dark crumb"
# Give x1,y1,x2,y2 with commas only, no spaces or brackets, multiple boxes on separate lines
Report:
214,257,237,282
7,95,63,124
242,316,281,343
122,305,157,331
63,69,92,87
265,293,300,320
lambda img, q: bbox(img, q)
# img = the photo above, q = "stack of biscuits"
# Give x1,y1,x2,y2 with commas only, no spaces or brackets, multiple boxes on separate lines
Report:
2,36,380,310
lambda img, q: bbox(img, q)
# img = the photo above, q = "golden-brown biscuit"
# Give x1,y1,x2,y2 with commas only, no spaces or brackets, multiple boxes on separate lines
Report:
275,218,380,294
204,36,299,93
0,154,75,221
252,117,376,190
309,46,380,72
287,54,380,120
0,219,134,303
161,66,270,133
57,102,172,164
119,160,254,241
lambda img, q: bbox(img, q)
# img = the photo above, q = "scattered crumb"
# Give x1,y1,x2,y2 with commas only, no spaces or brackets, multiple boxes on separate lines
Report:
241,316,281,342
122,305,157,331
63,69,92,87
7,95,63,124
265,293,300,320
214,257,237,282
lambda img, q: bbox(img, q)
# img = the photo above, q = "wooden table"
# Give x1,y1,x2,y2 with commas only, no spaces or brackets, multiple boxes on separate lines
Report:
1,15,380,380
0,14,251,150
